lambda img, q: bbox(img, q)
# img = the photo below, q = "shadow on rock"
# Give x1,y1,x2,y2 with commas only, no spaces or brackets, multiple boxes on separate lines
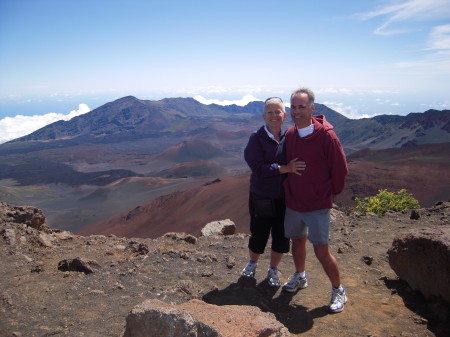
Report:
202,276,329,334
383,277,450,337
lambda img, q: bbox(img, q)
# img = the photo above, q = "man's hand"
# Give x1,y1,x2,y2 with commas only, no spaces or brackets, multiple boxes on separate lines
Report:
279,158,305,175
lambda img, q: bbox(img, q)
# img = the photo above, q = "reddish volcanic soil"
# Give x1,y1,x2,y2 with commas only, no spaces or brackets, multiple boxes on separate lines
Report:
78,174,251,238
339,143,450,209
78,143,449,239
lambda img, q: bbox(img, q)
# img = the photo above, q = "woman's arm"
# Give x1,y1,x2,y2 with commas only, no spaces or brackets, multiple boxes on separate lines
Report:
244,133,280,177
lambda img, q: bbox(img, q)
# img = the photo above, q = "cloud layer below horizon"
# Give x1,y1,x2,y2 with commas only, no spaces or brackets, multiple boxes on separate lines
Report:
0,104,90,144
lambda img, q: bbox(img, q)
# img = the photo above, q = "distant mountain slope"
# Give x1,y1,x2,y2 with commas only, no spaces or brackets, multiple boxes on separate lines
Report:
152,139,230,163
338,109,450,152
0,159,141,186
347,141,450,163
153,160,228,178
7,96,258,143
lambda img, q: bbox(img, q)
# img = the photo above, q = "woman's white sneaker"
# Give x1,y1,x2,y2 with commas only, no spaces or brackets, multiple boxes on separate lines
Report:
267,267,281,287
241,261,257,277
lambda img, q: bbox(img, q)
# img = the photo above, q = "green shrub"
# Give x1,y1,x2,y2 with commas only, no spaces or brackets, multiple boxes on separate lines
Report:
355,189,420,215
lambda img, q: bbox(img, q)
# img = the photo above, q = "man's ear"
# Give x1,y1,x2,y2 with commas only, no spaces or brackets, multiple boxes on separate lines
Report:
311,103,315,112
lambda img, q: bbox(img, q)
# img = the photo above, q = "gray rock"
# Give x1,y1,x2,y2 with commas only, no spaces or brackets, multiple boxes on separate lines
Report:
225,256,235,269
201,220,235,237
388,226,450,302
362,255,374,265
57,257,98,274
410,209,421,220
1,225,16,245
0,202,49,232
127,241,150,255
164,232,197,244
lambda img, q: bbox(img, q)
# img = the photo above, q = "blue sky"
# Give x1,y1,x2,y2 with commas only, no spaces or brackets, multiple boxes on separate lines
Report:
0,0,449,143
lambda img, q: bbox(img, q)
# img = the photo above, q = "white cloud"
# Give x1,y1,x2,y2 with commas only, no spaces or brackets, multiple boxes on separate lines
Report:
356,1,450,76
193,94,262,106
375,98,401,106
322,101,378,119
427,23,450,50
317,88,400,96
393,51,450,73
172,85,290,100
316,88,354,95
357,0,450,36
370,89,400,94
0,104,90,144
420,100,449,109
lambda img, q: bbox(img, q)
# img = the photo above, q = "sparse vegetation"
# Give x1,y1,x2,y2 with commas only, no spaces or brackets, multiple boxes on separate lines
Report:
355,189,420,215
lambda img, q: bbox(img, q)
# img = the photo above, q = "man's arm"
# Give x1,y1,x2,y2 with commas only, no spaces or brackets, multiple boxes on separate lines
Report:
327,134,348,196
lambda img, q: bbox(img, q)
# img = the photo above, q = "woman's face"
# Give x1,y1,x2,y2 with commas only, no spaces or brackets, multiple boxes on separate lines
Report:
263,103,286,129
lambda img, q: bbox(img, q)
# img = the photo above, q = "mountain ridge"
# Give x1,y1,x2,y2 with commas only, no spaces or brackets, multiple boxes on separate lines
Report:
5,97,449,154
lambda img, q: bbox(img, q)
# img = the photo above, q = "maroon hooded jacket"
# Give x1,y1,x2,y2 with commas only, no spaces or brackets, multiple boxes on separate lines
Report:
284,115,348,212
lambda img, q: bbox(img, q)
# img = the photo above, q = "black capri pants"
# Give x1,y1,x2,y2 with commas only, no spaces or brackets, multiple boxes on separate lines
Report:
248,192,290,255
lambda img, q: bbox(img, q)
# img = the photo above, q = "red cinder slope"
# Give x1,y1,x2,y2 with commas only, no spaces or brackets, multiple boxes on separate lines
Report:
78,173,251,238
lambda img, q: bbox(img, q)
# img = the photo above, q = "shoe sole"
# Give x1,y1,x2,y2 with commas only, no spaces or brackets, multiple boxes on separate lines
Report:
268,280,281,287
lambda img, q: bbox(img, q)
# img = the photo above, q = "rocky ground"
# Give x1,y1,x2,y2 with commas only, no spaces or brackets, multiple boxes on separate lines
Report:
0,201,449,337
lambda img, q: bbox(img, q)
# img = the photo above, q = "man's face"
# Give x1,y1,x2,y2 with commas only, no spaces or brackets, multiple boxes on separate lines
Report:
290,93,314,128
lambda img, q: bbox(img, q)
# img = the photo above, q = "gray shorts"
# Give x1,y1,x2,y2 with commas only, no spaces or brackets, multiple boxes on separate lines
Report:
284,207,331,245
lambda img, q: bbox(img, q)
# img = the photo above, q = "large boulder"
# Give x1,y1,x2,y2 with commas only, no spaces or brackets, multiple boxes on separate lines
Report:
388,226,450,302
201,219,236,237
0,201,49,232
122,299,292,337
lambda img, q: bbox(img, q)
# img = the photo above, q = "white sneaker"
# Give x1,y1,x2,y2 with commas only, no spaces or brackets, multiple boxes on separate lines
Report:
241,261,257,277
328,286,347,313
267,267,281,287
282,272,308,292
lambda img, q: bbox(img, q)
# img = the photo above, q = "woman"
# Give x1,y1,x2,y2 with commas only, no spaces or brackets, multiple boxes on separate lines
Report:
242,97,305,287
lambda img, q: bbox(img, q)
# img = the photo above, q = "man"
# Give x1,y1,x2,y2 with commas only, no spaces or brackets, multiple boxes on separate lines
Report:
282,87,348,313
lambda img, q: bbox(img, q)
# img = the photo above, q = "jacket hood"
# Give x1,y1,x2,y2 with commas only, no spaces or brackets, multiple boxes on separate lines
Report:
292,115,334,142
313,115,334,131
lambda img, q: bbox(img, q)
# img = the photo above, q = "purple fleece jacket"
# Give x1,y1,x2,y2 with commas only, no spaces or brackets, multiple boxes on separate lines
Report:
284,115,348,212
244,126,287,199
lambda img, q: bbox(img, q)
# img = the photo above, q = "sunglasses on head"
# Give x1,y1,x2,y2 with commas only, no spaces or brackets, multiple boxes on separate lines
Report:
264,97,284,104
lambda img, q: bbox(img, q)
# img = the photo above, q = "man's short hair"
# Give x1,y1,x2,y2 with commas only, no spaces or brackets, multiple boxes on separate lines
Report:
290,87,315,104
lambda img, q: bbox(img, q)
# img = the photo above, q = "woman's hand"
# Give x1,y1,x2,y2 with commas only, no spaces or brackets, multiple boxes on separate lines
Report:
279,158,305,175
